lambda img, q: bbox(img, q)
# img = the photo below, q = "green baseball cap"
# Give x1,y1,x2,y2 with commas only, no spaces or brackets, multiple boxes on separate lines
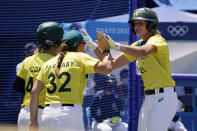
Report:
63,30,89,48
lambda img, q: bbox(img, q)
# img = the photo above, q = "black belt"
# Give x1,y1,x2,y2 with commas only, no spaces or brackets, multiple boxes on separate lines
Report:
45,104,74,107
144,87,175,95
22,105,45,109
38,105,45,109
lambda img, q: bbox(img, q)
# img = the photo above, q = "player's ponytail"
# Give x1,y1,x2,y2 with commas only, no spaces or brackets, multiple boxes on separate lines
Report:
55,43,69,76
33,48,39,54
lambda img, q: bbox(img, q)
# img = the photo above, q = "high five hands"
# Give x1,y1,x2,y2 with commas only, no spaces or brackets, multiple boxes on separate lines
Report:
96,31,110,52
80,29,121,52
97,31,121,51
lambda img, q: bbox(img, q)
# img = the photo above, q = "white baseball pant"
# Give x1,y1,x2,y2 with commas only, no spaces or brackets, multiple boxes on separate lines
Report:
18,106,43,131
40,104,84,131
138,87,178,131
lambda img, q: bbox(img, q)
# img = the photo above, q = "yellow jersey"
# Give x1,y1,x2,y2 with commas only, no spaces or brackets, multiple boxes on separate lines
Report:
17,53,54,107
36,52,100,105
124,34,175,90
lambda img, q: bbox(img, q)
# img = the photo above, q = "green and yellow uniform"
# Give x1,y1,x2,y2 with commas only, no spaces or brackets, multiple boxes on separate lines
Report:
37,52,100,105
124,34,175,91
17,53,54,107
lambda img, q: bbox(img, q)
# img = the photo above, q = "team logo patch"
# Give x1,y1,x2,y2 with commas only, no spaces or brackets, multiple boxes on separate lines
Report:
133,11,139,18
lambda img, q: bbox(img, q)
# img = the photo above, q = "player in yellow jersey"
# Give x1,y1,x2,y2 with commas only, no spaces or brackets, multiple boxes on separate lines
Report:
29,30,112,131
16,42,37,73
84,8,178,131
13,21,64,131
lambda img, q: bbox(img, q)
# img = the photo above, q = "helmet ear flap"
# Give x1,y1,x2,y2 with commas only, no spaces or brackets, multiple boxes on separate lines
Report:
147,21,158,33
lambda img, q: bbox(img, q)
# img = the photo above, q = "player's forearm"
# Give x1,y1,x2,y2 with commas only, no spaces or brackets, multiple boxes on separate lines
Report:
30,90,39,121
30,80,43,121
102,52,113,74
102,53,126,70
95,52,112,74
120,45,145,57
94,47,108,60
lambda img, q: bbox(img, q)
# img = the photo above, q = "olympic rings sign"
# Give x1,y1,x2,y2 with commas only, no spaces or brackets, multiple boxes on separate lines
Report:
167,25,189,36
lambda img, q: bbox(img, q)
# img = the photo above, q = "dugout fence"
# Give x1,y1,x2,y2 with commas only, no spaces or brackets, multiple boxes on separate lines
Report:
0,1,197,131
0,0,132,130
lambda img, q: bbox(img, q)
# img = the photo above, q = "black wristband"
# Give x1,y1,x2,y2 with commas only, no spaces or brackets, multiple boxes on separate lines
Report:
103,50,110,53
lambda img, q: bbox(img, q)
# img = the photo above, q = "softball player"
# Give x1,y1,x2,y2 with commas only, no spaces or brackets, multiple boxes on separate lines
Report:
87,8,178,131
16,42,37,73
29,30,112,131
90,74,128,131
13,21,64,131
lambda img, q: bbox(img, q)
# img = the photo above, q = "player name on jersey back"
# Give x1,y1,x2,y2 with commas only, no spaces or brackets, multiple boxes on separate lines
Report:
45,61,75,70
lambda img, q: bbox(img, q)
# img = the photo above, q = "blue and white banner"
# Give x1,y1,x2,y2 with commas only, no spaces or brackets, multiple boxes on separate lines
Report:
62,21,197,41
83,20,129,41
159,22,197,40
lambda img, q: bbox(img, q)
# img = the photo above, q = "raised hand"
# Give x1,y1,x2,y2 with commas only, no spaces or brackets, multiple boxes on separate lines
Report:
80,29,97,51
29,120,39,131
104,35,121,51
96,31,110,52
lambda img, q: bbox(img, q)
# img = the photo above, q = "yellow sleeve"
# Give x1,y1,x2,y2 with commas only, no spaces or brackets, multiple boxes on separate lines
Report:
122,41,141,62
147,34,167,53
123,54,136,62
79,53,100,74
17,60,28,79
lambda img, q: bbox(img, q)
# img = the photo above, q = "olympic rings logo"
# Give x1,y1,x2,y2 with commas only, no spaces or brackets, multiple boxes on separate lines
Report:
167,25,189,36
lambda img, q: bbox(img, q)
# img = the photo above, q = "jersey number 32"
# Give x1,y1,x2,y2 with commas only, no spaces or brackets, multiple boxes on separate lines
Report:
47,72,71,94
